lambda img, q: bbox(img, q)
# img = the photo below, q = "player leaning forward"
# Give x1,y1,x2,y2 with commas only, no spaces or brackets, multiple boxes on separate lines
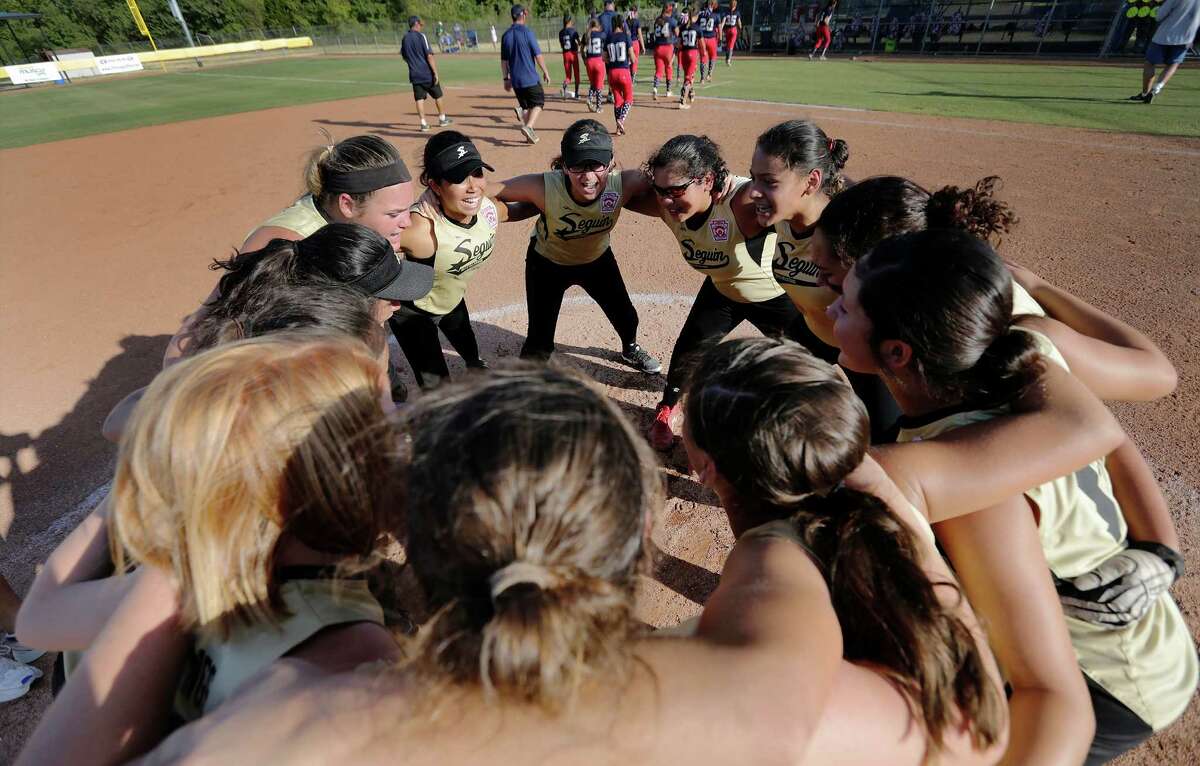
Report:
494,119,661,373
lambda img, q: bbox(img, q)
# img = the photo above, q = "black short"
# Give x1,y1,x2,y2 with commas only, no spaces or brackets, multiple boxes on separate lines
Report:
514,83,545,110
412,81,443,100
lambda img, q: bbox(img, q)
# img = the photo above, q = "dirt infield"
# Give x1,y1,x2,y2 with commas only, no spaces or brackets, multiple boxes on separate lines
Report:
2,84,1197,763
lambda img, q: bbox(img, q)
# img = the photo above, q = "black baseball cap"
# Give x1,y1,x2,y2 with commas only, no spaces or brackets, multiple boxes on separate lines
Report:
408,15,421,27
561,123,614,167
511,4,525,20
428,140,495,184
349,250,434,302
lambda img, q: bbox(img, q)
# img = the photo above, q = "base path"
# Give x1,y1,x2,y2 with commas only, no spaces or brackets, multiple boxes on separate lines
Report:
1,86,1197,764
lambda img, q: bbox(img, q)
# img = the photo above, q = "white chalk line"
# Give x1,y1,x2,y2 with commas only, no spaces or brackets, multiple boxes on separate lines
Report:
177,69,1200,157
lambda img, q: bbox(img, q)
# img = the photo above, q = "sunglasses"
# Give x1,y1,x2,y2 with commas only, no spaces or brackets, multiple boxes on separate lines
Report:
566,162,610,175
652,178,698,199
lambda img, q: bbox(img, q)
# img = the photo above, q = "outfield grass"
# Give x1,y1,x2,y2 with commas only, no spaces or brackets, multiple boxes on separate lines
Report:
2,53,1197,149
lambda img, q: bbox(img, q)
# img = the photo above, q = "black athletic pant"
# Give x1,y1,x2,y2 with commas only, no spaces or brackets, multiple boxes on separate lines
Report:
785,315,902,444
389,298,482,389
1083,674,1154,765
521,242,639,360
661,278,800,407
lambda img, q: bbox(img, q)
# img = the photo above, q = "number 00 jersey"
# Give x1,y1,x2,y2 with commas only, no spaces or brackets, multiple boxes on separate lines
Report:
409,189,498,315
896,329,1198,731
665,177,783,304
533,170,624,266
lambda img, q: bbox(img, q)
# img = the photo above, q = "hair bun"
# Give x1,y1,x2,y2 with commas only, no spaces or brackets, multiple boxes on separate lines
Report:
829,138,849,171
490,561,560,600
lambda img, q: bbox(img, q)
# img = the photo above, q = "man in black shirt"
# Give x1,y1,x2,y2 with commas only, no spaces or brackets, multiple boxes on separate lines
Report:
400,16,452,132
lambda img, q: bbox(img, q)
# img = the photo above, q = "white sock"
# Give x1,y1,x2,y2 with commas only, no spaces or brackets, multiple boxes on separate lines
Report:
1151,83,1164,95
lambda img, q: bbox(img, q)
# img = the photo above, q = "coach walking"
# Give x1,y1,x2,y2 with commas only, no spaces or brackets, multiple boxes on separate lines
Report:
401,16,452,132
501,4,552,145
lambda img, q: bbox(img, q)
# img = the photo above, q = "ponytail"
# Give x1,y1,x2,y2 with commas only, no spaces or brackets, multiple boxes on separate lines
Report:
925,176,1017,245
790,488,1006,758
755,120,849,195
209,238,302,308
301,133,405,209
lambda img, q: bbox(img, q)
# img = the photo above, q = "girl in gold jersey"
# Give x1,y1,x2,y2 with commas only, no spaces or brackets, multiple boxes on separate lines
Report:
830,230,1196,765
392,132,515,389
494,119,662,374
20,337,403,764
639,134,801,451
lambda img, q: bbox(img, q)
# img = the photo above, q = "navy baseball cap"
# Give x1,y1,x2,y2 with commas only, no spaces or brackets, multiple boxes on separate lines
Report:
562,123,614,167
511,4,525,20
428,140,495,184
408,15,421,27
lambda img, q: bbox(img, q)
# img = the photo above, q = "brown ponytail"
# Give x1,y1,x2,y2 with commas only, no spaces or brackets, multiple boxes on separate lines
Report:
401,364,661,710
925,176,1018,245
686,337,1004,758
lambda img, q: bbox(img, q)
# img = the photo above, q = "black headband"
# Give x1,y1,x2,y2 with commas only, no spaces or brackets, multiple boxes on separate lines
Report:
322,160,412,194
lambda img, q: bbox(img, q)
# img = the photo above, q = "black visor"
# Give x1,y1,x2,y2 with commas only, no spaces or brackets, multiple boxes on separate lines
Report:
429,141,495,184
348,252,434,302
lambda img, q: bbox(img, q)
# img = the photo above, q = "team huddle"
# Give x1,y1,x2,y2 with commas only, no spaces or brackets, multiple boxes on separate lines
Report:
11,111,1197,766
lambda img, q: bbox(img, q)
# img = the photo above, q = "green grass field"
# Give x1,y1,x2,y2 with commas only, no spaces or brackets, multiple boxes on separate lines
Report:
2,53,1197,149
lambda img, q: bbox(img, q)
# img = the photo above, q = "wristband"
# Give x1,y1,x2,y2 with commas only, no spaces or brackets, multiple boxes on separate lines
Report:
1129,540,1185,582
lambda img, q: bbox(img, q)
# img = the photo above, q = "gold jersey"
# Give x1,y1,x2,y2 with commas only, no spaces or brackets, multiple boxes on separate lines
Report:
409,190,498,315
896,330,1197,730
254,194,328,239
533,171,624,266
666,177,783,304
1011,281,1045,318
772,221,839,345
175,578,383,720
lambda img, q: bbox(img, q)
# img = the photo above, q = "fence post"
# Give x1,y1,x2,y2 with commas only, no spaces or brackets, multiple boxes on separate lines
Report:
920,0,936,53
1098,6,1125,58
749,0,756,52
870,0,884,53
1034,0,1058,57
976,0,996,55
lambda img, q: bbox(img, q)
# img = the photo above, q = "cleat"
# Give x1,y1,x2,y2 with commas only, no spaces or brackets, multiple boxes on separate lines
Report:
1128,92,1148,102
419,122,431,132
438,115,453,127
648,404,678,451
621,343,662,374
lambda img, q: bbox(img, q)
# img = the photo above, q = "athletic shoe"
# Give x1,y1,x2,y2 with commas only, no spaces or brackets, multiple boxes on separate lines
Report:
438,115,453,127
0,657,42,703
621,343,662,374
808,52,814,60
572,91,580,99
678,98,689,110
1128,92,1148,102
616,120,627,136
1,633,45,665
1143,90,1156,104
560,84,568,99
648,404,677,451
419,122,431,132
665,89,673,98
652,86,659,101
512,106,524,124
521,125,539,144
820,53,827,60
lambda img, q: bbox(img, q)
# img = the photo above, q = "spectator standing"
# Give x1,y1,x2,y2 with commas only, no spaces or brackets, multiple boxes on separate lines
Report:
501,4,552,144
401,16,453,133
1131,0,1200,102
491,24,499,50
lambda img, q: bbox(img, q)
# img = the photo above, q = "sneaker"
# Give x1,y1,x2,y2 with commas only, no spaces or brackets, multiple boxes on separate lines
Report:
621,343,662,374
648,404,677,451
1,633,45,665
521,125,539,144
1,657,42,703
665,89,673,98
466,358,490,370
808,52,814,60
616,120,627,136
419,122,431,132
820,53,827,60
652,86,659,101
438,115,453,127
512,106,524,124
1128,92,1148,102
1143,90,1156,104
678,98,689,110
560,84,568,98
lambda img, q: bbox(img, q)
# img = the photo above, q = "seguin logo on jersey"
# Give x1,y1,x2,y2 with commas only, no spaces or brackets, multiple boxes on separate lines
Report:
447,236,495,275
773,240,821,286
682,238,729,269
554,211,615,240
709,218,730,242
599,191,619,213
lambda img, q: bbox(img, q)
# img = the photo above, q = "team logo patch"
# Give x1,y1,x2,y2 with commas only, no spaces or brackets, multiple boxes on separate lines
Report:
709,218,730,242
455,145,468,158
578,132,591,144
599,191,619,213
483,203,498,228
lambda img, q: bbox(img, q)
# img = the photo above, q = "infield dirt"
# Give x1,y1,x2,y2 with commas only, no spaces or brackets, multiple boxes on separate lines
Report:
1,85,1197,763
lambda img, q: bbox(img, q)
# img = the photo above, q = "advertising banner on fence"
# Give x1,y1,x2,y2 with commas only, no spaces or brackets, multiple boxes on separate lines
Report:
95,53,144,75
4,62,62,85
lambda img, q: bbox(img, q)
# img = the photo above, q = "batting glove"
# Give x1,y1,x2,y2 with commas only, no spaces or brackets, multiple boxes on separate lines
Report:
1058,541,1184,629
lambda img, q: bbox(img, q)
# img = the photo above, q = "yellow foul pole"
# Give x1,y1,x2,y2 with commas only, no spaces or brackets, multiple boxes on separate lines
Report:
126,0,166,71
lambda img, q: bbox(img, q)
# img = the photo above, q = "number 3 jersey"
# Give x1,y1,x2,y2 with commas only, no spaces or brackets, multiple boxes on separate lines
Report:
410,189,499,315
895,329,1198,732
665,177,783,304
533,170,624,266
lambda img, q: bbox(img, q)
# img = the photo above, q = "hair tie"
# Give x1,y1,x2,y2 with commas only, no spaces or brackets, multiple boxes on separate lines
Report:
826,138,835,152
489,561,557,600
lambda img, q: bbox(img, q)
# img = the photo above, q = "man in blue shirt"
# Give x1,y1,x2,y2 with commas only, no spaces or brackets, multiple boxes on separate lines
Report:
598,0,617,36
400,16,452,132
501,4,552,144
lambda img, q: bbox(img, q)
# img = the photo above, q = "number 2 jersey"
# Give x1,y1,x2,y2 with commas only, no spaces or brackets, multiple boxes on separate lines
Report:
895,330,1198,732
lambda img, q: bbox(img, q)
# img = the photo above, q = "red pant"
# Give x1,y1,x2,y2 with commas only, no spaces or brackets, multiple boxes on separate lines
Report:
585,57,606,90
609,67,633,108
700,37,717,64
724,29,738,53
653,44,674,79
631,39,642,76
680,49,699,83
562,51,579,84
813,25,831,51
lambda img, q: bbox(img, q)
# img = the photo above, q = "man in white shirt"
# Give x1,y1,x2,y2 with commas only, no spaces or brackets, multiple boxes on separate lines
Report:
1131,0,1200,102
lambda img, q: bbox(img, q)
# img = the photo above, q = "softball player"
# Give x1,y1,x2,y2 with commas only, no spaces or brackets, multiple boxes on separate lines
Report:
720,0,743,66
558,15,581,99
639,134,800,451
810,1,837,60
493,119,661,372
627,6,645,81
677,11,701,108
650,5,678,99
604,17,636,134
391,132,522,389
583,18,608,113
697,0,720,81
